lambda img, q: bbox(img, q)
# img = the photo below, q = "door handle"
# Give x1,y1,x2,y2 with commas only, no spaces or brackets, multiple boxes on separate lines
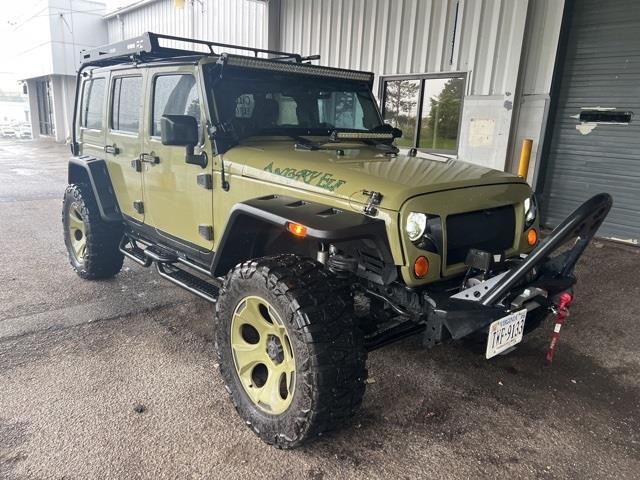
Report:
104,144,120,155
140,153,159,164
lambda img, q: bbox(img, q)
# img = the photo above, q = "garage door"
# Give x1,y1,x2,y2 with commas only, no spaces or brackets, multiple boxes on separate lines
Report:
540,0,640,243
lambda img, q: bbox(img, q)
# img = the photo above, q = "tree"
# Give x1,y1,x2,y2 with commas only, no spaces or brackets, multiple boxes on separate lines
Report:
383,81,419,145
424,78,462,148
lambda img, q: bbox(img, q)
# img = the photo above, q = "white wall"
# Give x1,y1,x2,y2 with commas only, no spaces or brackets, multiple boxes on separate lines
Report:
279,0,564,173
105,0,268,50
50,74,77,142
105,0,564,171
279,0,530,170
14,0,108,79
14,0,108,142
508,0,564,181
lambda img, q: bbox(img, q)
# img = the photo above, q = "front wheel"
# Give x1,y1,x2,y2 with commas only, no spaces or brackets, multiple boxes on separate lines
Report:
62,184,124,279
214,254,367,448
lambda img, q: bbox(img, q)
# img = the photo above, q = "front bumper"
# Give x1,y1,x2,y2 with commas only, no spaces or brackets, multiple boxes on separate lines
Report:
420,193,612,347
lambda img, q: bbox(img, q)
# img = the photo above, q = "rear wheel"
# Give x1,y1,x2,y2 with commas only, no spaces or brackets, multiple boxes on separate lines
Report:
62,184,124,279
214,254,367,448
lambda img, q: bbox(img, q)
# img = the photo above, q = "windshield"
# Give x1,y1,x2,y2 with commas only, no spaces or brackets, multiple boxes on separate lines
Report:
204,65,384,140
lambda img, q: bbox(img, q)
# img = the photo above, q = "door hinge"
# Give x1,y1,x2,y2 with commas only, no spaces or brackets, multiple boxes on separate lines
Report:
197,173,213,190
140,153,159,164
198,225,213,241
133,201,144,214
131,159,142,172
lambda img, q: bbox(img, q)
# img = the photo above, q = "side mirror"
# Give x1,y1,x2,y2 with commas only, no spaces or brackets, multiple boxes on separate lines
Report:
160,115,207,168
376,123,403,139
160,114,198,146
381,123,403,139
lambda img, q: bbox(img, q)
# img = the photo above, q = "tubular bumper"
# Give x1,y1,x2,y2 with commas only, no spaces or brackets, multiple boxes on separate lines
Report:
422,193,613,346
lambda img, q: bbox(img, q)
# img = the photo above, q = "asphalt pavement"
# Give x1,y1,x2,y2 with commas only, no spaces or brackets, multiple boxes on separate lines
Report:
0,137,638,479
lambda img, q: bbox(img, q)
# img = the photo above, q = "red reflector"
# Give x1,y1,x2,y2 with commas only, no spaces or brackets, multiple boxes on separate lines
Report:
287,222,307,237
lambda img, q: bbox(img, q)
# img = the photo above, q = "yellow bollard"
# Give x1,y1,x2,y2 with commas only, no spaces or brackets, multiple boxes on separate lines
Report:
518,138,533,180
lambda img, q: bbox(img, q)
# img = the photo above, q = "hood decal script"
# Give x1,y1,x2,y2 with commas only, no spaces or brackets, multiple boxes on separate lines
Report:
264,162,346,192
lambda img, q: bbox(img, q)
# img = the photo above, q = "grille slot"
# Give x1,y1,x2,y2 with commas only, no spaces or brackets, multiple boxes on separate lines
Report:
445,205,515,266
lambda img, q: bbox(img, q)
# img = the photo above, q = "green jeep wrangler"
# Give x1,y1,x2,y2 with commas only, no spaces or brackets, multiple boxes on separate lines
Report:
63,33,611,448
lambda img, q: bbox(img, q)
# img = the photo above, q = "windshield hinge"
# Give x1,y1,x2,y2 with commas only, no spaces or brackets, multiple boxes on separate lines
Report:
363,190,383,216
208,122,230,191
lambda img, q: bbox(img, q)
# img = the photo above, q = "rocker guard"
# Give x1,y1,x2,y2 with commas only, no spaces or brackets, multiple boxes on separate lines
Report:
423,193,613,345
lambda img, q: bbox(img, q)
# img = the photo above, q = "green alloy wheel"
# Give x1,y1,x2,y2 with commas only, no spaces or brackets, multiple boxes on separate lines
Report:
215,254,367,448
231,295,296,415
67,202,87,261
62,184,124,280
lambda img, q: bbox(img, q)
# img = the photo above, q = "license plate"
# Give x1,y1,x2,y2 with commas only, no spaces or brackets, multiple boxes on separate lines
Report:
485,309,527,359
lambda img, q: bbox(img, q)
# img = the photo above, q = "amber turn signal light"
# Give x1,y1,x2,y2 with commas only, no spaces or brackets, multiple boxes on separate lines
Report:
414,256,429,278
287,222,308,237
527,228,538,246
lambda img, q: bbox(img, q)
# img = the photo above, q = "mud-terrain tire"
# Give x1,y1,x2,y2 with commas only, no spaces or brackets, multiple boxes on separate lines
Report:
62,183,124,279
214,254,367,448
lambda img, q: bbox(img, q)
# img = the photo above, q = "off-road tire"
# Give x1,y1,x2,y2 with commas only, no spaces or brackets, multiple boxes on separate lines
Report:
62,183,124,279
214,254,368,448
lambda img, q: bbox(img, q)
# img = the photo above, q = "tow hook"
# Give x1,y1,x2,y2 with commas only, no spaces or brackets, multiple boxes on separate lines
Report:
546,292,574,364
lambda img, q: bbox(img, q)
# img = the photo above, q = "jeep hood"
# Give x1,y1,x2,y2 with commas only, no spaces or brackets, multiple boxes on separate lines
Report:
224,139,526,211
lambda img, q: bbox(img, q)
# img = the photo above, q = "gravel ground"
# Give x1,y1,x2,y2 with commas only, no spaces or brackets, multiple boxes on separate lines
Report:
0,138,638,479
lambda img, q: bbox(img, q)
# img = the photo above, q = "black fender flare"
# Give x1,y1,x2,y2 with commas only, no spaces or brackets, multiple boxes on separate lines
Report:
68,156,121,222
211,195,396,283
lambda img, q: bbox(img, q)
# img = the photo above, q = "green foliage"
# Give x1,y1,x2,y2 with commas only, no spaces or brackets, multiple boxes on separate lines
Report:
420,78,463,150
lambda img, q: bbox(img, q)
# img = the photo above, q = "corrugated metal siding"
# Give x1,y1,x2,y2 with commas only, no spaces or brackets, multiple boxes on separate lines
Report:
541,0,640,242
279,0,528,96
521,0,565,96
106,0,268,50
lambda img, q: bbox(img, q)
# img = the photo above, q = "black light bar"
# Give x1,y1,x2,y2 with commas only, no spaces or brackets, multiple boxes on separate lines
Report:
219,54,375,84
330,131,394,141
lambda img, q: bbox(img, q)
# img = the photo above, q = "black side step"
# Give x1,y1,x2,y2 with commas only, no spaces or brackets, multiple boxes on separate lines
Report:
119,237,151,267
156,262,219,303
144,245,178,263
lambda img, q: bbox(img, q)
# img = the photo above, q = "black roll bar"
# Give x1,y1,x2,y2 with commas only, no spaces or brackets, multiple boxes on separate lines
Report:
480,193,613,306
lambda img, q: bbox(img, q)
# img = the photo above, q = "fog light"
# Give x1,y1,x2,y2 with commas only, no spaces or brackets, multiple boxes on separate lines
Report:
527,228,538,246
414,256,429,278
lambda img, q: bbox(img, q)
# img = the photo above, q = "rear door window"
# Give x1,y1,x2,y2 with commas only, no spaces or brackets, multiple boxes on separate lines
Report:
111,76,142,133
81,78,106,130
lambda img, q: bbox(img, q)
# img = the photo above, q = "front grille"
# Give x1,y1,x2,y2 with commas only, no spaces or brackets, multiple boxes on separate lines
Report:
445,205,515,266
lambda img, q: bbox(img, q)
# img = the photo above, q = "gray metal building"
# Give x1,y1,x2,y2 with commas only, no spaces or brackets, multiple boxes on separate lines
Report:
98,0,638,243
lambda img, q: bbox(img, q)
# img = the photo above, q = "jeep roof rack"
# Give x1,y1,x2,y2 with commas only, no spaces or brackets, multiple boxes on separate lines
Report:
80,32,318,67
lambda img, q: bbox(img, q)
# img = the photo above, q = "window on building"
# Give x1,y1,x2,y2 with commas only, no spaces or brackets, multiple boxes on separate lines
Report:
111,76,142,133
81,78,105,130
152,75,200,137
381,74,465,154
36,79,54,136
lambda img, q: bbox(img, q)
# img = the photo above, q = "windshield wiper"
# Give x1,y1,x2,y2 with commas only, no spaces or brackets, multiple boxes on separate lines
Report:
290,135,321,151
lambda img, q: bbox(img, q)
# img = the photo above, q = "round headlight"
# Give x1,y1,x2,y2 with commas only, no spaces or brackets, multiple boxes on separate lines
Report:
524,194,538,229
406,212,427,241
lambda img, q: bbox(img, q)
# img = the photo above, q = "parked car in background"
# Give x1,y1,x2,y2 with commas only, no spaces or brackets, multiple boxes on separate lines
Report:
18,125,32,139
1,124,17,138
